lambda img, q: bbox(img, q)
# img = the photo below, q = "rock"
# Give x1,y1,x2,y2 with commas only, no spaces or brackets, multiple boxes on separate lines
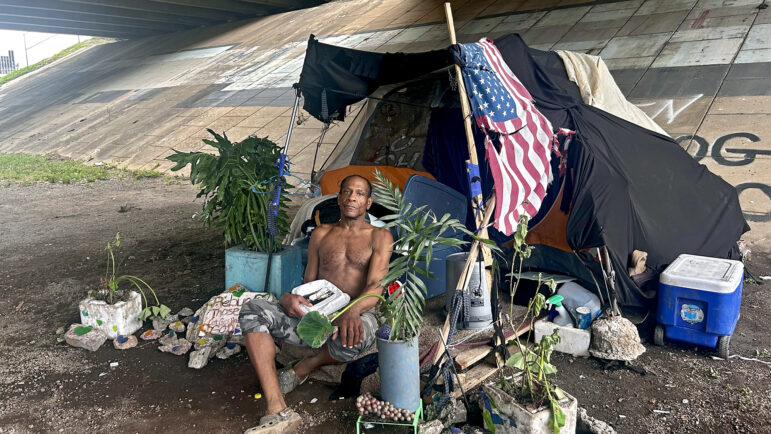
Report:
159,332,178,346
589,316,646,361
194,334,226,353
177,307,194,317
152,316,170,332
164,313,179,323
188,347,214,369
215,343,241,359
65,324,107,352
418,420,444,434
578,407,616,434
228,334,245,345
55,326,66,335
169,321,186,333
113,335,138,350
140,329,162,341
159,338,192,356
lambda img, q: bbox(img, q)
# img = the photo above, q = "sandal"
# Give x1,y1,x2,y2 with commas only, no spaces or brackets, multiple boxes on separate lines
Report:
244,408,302,434
277,360,308,395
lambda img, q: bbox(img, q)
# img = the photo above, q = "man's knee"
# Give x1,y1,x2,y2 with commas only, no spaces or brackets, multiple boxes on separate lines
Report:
327,312,378,362
239,298,278,335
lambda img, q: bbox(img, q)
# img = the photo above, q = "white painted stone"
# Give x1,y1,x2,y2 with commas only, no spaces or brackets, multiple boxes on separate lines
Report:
65,324,107,352
79,291,142,340
159,338,193,356
169,321,186,333
177,307,194,317
534,319,591,357
215,343,242,359
113,335,138,350
188,346,214,369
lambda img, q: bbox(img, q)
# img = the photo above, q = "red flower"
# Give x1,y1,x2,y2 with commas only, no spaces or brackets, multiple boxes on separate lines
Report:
387,281,402,298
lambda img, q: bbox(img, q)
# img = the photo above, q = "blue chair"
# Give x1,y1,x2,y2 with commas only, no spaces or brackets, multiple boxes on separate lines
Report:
399,175,469,299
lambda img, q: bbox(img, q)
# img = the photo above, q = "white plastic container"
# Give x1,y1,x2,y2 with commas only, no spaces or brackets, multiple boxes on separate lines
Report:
558,281,602,325
291,279,350,317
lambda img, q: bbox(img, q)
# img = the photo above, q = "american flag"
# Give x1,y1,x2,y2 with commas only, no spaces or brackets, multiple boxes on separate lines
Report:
458,38,554,236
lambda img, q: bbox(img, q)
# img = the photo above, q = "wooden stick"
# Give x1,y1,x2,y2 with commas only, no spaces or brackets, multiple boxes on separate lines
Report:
440,2,503,369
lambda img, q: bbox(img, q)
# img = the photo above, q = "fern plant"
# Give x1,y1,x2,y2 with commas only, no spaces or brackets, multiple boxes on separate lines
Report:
166,129,291,253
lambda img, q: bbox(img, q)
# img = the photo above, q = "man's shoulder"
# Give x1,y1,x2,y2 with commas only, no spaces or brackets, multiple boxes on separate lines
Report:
370,225,393,244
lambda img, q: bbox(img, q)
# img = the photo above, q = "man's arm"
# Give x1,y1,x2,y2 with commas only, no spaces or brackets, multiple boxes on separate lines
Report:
281,226,327,318
335,228,393,347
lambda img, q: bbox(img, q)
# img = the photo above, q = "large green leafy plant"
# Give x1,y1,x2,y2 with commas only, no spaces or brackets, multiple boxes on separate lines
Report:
167,129,291,253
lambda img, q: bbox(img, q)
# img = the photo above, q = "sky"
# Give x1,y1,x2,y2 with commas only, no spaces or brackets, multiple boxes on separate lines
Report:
0,30,91,72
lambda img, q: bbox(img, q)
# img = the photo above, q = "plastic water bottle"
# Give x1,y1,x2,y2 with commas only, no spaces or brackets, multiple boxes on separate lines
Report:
558,281,602,323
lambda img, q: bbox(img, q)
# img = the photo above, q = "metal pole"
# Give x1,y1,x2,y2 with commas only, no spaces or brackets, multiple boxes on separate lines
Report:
22,33,29,67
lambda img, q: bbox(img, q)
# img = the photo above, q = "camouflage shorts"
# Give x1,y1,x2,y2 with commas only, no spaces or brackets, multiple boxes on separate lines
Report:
238,298,378,362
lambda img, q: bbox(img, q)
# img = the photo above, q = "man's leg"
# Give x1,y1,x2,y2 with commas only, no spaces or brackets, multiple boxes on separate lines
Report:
293,344,344,380
245,332,286,415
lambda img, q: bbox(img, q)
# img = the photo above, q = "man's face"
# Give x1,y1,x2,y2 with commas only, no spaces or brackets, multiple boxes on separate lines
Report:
338,177,372,219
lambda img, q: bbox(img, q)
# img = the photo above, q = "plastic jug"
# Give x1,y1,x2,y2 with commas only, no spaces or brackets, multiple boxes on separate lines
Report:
558,281,602,324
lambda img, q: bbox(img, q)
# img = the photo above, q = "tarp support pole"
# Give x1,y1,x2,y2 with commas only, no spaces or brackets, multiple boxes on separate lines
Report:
432,2,502,371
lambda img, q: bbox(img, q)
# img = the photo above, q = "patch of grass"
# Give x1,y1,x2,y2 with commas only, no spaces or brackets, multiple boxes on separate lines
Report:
738,386,755,412
0,153,110,184
0,38,111,87
0,153,166,184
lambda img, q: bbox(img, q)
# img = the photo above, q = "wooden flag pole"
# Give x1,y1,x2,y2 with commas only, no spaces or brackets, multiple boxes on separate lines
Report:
430,3,505,371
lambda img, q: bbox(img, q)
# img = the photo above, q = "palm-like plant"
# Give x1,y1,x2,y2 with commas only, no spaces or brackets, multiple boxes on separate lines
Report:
372,170,476,341
166,129,291,253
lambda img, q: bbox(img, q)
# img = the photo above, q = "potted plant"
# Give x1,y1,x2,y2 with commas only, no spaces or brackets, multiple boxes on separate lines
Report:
297,170,481,411
79,233,171,339
167,129,302,295
481,218,577,434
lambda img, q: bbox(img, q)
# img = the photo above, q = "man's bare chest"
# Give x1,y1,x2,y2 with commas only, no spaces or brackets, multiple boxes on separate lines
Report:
317,236,372,272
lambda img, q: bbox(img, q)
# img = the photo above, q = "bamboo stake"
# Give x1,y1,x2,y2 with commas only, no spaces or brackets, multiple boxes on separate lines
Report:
436,2,503,369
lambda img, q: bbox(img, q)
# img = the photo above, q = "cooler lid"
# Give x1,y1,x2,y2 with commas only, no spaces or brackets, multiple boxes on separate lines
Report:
660,254,744,293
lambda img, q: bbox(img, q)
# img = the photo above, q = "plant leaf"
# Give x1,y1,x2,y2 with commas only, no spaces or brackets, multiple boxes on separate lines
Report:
550,399,566,434
296,311,336,348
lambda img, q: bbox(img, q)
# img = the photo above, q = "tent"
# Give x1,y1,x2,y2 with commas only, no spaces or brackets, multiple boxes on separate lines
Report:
295,33,749,311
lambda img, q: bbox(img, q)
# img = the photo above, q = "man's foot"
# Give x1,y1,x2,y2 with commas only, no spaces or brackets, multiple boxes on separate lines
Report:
244,408,302,434
277,361,307,395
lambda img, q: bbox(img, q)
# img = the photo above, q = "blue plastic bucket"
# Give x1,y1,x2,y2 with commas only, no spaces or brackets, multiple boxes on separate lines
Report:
224,244,303,297
377,336,420,411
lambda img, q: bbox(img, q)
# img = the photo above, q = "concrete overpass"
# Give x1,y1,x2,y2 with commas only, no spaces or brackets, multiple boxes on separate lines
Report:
0,0,325,39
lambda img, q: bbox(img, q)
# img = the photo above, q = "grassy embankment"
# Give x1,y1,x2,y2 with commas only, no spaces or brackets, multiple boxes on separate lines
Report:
0,153,163,185
0,38,110,87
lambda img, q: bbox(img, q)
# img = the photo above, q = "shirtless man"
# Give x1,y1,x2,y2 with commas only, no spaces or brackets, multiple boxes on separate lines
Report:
239,175,393,434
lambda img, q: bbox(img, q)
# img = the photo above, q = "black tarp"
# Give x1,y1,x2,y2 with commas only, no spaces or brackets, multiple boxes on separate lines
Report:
297,33,749,310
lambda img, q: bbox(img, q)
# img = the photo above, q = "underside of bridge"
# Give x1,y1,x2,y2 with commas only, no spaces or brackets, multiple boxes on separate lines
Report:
0,0,325,39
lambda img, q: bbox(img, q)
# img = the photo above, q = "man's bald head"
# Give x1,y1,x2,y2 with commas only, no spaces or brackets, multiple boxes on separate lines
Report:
339,174,372,197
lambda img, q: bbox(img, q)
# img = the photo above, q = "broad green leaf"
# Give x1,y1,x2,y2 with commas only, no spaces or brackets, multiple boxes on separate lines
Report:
505,352,526,369
296,311,336,348
550,400,566,434
159,304,171,319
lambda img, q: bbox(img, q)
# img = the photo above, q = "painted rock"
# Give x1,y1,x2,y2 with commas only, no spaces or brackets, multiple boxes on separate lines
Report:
140,329,162,341
169,321,186,333
159,338,192,356
65,324,107,352
215,343,241,359
113,334,138,350
151,316,170,332
159,332,178,346
177,307,194,317
188,347,214,369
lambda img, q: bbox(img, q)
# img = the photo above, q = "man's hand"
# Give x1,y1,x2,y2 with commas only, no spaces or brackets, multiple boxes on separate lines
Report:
333,309,364,348
280,293,312,319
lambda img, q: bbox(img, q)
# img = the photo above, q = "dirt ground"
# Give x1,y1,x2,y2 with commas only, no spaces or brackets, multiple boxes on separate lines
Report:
1,177,770,433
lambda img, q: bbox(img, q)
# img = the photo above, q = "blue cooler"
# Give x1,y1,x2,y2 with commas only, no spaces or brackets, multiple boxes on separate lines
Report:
655,254,743,358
